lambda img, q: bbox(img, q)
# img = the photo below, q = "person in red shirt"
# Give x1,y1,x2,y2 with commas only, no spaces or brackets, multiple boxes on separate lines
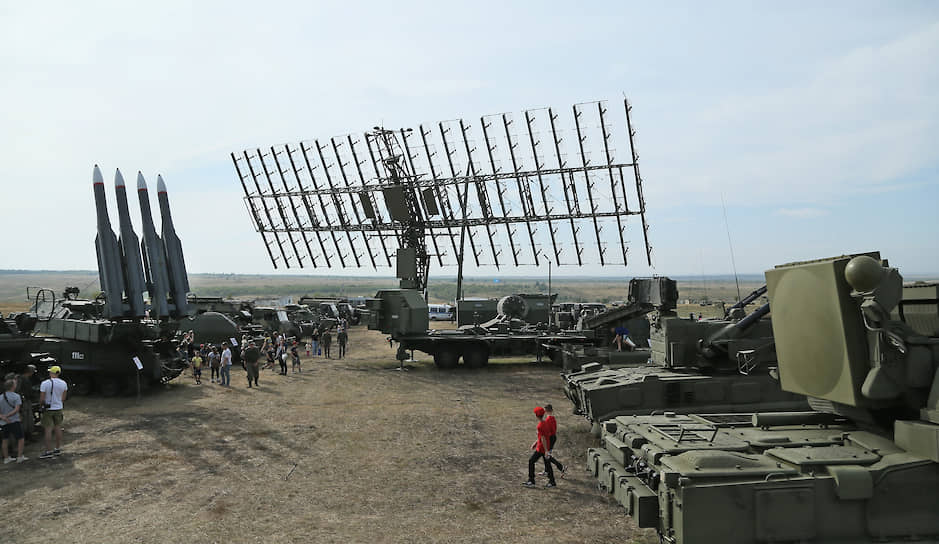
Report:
539,404,564,477
523,406,556,488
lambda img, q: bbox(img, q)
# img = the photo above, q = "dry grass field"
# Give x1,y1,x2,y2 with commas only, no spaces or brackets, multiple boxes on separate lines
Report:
0,324,657,544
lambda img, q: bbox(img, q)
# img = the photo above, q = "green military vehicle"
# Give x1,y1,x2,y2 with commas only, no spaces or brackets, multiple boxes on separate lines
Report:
587,253,939,543
367,287,592,368
563,278,807,434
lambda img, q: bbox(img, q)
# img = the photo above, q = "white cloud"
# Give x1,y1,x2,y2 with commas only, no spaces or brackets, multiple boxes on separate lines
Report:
0,3,936,276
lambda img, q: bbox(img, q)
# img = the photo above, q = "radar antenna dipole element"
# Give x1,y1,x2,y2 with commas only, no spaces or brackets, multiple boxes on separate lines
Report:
230,99,654,293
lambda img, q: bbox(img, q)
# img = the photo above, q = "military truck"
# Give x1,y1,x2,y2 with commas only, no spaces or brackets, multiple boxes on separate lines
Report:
456,294,555,327
586,253,939,543
367,289,593,368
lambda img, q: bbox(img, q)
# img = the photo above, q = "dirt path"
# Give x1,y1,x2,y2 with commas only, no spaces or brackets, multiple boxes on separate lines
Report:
0,326,656,544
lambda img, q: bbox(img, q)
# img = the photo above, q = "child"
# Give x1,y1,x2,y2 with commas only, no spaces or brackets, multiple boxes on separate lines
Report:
291,342,301,373
191,350,203,385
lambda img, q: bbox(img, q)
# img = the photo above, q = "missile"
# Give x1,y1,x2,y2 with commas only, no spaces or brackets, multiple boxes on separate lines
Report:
92,165,127,319
114,169,147,317
157,175,190,316
136,172,171,318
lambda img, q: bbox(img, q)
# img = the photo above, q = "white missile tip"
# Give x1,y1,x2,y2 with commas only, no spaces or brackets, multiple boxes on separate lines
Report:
114,168,125,188
136,171,147,190
157,175,167,193
93,165,104,184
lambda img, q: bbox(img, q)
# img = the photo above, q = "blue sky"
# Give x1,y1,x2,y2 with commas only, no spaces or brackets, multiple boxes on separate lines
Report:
1,1,937,278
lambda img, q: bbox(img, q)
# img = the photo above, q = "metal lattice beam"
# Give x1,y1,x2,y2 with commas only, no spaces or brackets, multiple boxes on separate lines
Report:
230,99,654,284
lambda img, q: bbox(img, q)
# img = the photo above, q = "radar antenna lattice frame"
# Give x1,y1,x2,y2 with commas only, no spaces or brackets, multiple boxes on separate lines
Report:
231,98,652,292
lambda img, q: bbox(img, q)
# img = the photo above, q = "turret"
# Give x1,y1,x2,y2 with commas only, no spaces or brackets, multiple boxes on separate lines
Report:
766,253,939,459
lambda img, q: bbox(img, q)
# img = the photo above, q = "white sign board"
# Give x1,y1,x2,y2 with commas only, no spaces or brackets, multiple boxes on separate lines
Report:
132,356,144,371
230,337,238,346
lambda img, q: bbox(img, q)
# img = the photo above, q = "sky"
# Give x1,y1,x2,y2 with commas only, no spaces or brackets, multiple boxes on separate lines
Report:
1,1,937,279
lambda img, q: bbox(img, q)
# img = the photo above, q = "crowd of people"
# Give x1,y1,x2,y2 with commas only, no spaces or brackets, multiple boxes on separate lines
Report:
1,364,69,464
174,321,353,391
4,321,572,496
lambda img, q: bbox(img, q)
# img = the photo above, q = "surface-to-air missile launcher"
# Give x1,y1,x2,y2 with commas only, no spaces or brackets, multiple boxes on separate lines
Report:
563,277,807,433
0,166,224,395
587,253,939,543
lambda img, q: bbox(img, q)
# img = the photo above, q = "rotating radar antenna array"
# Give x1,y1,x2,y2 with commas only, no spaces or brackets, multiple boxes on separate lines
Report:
231,98,653,292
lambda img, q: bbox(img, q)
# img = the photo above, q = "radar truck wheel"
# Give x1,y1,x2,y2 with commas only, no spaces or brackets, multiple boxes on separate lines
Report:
463,344,489,368
433,349,459,369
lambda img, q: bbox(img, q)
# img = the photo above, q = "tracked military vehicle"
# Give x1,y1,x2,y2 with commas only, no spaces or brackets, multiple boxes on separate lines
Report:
562,279,806,432
0,166,207,395
587,253,939,543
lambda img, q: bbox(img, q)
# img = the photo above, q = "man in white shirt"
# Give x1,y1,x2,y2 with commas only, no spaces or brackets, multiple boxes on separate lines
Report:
219,343,233,388
39,365,68,459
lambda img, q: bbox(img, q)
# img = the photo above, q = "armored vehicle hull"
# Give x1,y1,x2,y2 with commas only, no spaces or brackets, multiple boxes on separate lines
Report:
589,411,939,543
585,254,939,543
563,282,801,429
564,363,807,433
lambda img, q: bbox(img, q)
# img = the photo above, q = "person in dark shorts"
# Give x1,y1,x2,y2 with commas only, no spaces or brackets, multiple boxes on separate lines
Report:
208,346,220,384
523,406,556,488
191,350,203,385
243,341,261,388
1,379,26,463
611,326,635,351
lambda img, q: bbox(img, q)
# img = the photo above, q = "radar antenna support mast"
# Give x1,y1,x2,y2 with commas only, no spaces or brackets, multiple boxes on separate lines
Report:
231,99,654,287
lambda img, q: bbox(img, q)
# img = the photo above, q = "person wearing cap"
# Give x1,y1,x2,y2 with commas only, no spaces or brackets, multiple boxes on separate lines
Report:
16,364,36,438
38,366,68,459
523,406,556,488
539,404,564,478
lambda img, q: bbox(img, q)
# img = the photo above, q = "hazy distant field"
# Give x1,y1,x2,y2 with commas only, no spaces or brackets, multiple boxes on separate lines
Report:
0,270,764,316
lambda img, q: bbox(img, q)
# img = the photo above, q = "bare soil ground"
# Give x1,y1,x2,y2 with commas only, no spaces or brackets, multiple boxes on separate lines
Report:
0,325,657,544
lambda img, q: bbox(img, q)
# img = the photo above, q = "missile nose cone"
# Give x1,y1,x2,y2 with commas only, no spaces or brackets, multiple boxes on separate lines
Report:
115,168,126,188
137,171,148,191
93,165,104,185
157,175,167,194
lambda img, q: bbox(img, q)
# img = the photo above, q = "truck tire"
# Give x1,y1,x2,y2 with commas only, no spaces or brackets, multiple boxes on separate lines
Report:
434,349,459,369
463,344,489,368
